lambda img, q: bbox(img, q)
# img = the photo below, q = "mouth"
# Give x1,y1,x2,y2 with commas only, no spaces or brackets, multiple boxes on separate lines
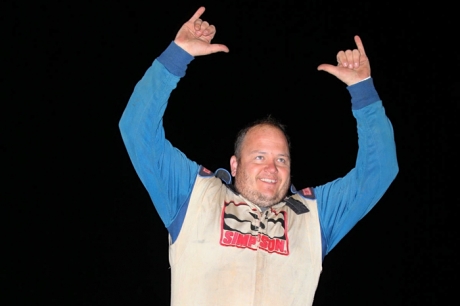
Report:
260,178,277,184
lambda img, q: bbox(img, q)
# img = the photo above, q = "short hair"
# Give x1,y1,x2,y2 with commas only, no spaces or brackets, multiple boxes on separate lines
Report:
233,115,291,159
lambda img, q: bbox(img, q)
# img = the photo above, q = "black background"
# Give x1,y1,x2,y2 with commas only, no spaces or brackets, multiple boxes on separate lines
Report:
4,0,457,305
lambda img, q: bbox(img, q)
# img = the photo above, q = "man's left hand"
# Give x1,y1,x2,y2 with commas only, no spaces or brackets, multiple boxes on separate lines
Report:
317,36,370,86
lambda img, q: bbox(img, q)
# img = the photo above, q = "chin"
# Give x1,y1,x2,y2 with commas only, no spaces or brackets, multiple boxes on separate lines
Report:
246,191,285,208
234,176,289,208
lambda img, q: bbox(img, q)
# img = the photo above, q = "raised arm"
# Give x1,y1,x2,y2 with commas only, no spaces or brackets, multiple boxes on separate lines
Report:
119,7,227,229
315,36,398,255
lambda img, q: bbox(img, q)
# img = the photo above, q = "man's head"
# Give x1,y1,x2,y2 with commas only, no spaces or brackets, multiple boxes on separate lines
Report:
230,117,291,208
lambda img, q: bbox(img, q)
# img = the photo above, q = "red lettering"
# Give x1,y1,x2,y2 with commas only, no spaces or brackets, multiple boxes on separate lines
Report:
268,238,275,252
236,233,249,247
248,235,257,248
259,235,268,249
223,231,287,254
222,230,234,244
231,231,239,245
275,239,285,253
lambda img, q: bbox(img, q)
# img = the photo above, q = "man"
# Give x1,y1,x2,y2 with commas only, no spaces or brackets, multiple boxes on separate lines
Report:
119,7,398,305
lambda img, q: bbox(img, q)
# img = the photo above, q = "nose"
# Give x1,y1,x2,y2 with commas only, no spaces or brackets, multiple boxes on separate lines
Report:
264,160,278,173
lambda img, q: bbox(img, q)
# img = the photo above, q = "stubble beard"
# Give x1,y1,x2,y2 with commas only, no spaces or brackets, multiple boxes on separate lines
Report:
234,170,289,208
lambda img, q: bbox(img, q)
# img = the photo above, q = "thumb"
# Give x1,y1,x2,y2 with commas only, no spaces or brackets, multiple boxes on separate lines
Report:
317,63,339,76
207,44,230,54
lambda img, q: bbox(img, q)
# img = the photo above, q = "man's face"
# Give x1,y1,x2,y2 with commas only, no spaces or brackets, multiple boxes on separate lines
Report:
230,124,291,208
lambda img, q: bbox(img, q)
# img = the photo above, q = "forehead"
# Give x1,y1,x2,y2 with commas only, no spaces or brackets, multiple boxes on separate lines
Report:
241,124,289,153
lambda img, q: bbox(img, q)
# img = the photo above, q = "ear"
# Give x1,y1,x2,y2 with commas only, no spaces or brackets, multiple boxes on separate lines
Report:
230,155,238,177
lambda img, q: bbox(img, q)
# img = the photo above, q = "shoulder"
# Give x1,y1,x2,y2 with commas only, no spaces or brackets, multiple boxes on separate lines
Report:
283,186,317,215
198,167,231,182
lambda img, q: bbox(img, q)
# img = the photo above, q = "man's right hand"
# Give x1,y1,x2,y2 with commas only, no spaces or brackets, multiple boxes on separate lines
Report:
174,7,229,57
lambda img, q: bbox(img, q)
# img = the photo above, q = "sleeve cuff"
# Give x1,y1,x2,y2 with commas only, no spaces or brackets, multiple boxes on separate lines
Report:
346,77,381,110
157,41,194,77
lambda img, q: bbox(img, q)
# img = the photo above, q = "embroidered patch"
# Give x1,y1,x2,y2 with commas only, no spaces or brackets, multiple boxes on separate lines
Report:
298,187,316,200
198,166,214,177
220,201,289,255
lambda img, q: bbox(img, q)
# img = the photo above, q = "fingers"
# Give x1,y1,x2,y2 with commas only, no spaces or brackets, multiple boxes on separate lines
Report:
204,24,216,37
354,35,366,56
190,6,205,22
194,19,209,31
194,19,216,37
176,7,229,56
191,6,214,36
337,50,359,68
189,5,223,37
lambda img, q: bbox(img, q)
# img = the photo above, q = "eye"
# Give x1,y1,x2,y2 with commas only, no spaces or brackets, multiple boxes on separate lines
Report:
278,158,286,163
255,156,264,160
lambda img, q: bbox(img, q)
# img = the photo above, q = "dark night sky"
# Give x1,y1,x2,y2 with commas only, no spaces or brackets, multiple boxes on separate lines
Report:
4,1,456,305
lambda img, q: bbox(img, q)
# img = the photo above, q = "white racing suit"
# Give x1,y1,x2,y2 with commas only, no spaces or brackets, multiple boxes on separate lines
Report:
119,42,398,305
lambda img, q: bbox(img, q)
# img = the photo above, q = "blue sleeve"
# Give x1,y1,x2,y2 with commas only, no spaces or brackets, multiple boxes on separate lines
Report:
119,42,199,228
315,78,399,255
